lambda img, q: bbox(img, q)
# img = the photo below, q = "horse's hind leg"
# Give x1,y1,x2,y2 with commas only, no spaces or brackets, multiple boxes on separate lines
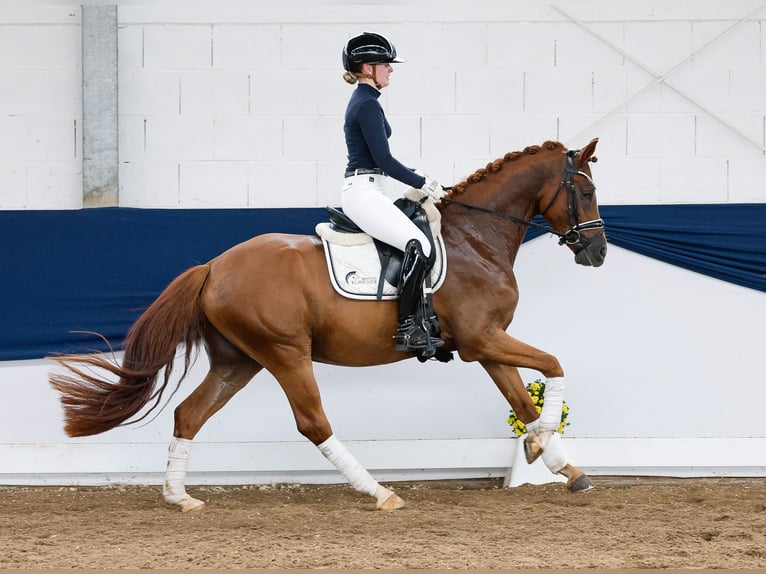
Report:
269,358,404,510
163,329,262,512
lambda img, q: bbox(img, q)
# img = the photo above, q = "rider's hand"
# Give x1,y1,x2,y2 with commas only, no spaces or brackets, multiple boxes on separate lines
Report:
421,177,446,202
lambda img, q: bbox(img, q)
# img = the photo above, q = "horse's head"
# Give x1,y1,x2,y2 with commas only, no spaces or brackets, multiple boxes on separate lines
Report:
538,138,607,267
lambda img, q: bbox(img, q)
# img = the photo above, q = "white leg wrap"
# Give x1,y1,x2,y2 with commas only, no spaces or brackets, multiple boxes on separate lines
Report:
318,435,380,498
540,376,565,433
163,437,193,504
524,418,540,434
541,431,569,474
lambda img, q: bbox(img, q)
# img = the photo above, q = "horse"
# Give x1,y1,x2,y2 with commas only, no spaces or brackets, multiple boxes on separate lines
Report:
49,138,607,512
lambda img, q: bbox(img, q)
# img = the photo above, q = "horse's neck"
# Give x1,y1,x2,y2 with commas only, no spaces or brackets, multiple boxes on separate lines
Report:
444,173,541,265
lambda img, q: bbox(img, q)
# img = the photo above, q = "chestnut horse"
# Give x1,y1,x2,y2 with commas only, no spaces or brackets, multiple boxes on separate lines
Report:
50,138,606,512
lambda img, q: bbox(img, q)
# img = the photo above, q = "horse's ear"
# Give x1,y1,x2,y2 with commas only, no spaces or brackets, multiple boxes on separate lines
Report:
577,137,599,166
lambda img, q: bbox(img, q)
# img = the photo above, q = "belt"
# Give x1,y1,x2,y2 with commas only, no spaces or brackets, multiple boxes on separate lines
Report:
344,168,386,178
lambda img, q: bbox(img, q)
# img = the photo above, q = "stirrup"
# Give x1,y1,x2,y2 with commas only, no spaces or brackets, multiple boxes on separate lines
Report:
394,317,444,352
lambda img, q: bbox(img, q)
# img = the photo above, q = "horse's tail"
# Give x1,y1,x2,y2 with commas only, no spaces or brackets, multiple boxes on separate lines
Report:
49,264,211,437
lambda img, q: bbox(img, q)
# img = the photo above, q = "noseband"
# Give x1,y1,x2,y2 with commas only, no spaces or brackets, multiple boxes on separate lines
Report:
441,149,604,248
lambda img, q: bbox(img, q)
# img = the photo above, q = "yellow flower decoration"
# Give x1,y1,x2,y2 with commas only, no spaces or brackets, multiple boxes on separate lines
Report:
507,379,569,436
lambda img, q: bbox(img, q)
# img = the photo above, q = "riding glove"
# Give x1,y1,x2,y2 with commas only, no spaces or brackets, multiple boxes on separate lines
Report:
421,177,446,202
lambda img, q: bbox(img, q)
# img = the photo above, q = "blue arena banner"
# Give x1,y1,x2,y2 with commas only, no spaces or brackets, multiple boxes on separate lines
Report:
0,207,326,361
1,204,764,360
525,204,766,293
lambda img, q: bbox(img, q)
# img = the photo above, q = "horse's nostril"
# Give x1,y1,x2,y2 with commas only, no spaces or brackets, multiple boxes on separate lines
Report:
600,245,607,258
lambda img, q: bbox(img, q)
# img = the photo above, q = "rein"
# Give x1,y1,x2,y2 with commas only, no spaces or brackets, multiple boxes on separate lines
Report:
441,150,604,246
440,196,559,235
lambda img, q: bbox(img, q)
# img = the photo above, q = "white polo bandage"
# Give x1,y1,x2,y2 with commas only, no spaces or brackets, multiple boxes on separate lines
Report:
318,434,379,497
163,436,192,504
541,431,568,474
540,376,565,433
524,418,540,434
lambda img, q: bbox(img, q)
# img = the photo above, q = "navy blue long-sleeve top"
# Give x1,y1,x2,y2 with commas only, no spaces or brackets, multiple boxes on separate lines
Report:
344,83,425,189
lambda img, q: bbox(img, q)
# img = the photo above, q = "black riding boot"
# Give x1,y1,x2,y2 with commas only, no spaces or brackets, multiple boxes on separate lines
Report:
394,240,444,352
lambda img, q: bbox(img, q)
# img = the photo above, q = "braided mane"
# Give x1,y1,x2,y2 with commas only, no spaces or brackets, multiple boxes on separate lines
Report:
449,140,565,196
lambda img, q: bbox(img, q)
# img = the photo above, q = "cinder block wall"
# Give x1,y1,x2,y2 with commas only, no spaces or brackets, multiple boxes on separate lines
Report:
0,7,81,209
1,2,764,210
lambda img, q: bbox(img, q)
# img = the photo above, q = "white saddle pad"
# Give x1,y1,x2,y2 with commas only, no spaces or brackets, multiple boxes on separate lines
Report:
315,194,447,301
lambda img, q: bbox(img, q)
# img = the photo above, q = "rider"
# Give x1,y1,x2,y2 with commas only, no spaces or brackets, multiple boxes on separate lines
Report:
340,31,445,353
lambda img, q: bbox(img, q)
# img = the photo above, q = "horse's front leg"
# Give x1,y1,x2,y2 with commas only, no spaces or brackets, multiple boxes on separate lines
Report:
470,330,594,493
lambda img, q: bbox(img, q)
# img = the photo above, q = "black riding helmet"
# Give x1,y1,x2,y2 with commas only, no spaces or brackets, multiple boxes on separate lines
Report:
342,32,405,73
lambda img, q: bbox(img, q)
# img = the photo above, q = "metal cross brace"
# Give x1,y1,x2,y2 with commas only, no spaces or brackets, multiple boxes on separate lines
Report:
552,5,766,154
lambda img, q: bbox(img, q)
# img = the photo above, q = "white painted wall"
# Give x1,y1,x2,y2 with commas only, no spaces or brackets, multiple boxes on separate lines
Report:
0,2,764,484
1,1,764,208
0,6,81,209
114,1,766,208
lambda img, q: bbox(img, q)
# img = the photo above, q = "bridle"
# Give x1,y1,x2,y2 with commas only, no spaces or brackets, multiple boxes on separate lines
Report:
441,150,605,247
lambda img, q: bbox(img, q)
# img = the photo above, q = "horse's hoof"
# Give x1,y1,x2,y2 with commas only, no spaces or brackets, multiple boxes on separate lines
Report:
375,491,404,510
179,497,205,512
567,474,596,494
523,435,543,464
165,493,206,512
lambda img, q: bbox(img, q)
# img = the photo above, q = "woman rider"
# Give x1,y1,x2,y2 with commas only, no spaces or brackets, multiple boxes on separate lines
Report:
340,31,445,353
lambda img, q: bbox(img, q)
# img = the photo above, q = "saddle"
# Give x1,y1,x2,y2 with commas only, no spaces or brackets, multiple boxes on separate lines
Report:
315,191,447,301
315,191,452,363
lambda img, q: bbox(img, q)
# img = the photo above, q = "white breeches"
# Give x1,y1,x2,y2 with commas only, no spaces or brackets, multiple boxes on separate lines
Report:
341,174,432,258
